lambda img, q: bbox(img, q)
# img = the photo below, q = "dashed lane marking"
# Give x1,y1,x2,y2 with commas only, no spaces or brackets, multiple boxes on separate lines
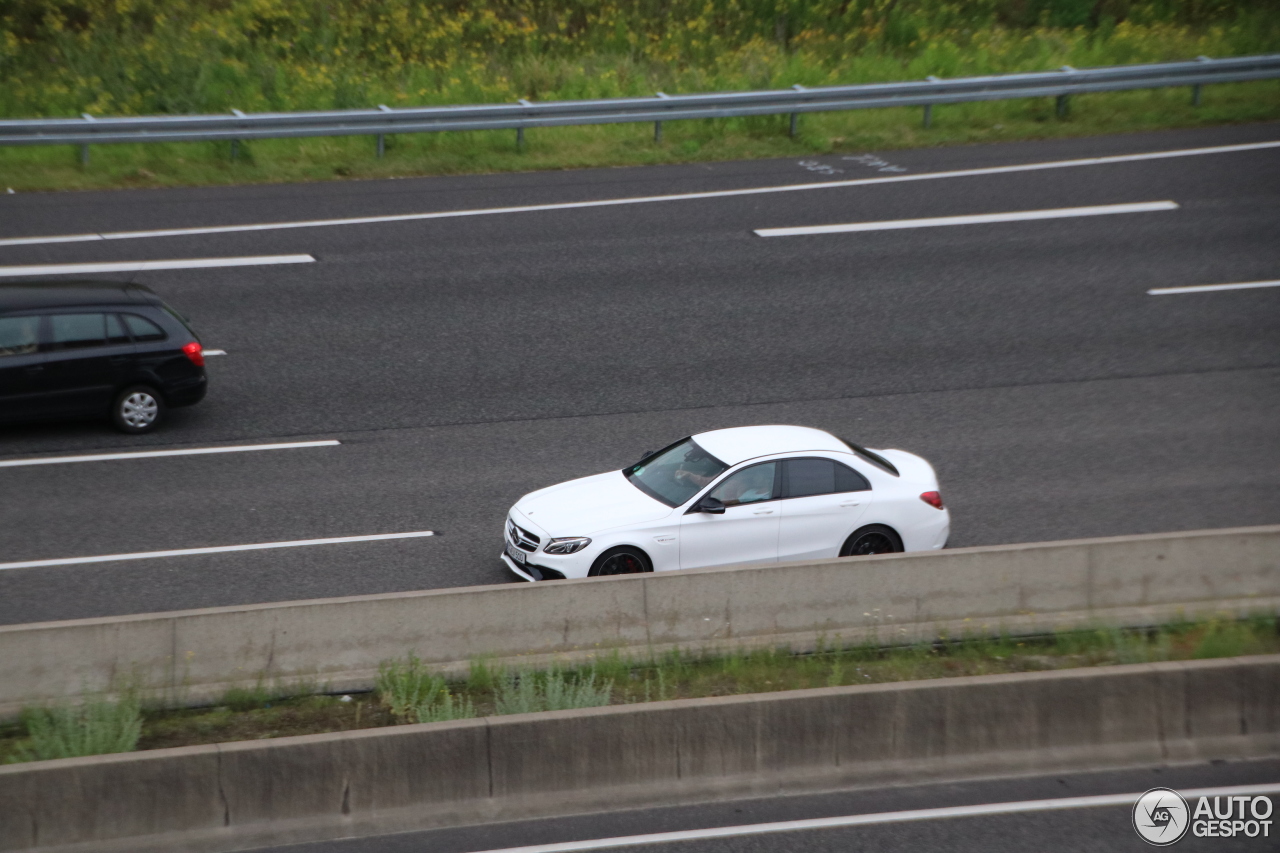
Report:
0,439,339,468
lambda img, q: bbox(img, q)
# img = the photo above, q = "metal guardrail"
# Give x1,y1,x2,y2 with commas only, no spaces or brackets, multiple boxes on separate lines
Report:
2,54,1277,162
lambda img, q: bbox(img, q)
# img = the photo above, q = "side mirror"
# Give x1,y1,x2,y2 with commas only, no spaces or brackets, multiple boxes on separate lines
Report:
696,496,725,515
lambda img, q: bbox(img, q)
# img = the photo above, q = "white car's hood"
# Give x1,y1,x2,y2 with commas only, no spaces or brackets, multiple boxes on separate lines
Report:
515,471,672,536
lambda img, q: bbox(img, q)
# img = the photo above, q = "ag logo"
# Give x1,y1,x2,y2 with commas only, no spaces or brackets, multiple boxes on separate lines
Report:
1133,787,1190,845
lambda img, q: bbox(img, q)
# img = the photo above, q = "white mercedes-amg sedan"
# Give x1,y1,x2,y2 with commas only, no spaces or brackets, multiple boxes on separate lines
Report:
502,425,949,580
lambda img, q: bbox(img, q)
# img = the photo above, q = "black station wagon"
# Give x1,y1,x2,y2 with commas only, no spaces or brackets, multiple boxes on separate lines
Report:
0,282,207,433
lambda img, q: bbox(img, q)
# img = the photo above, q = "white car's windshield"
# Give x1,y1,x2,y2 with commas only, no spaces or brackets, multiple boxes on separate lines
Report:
624,438,728,507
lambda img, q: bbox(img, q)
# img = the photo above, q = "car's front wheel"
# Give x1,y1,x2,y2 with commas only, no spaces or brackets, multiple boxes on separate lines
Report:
589,546,652,577
112,385,165,434
840,524,903,557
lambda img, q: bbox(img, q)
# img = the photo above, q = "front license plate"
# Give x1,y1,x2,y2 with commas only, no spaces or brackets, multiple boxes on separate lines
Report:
506,542,527,564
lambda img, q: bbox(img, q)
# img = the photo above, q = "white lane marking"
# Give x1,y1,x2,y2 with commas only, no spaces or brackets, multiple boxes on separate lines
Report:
202,349,228,356
754,201,1178,237
0,531,434,571
467,783,1280,853
1149,279,1280,295
0,254,314,277
0,439,339,469
0,140,1274,247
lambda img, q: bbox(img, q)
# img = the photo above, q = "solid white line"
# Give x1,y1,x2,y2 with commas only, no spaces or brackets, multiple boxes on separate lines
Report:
0,140,1274,247
1149,279,1280,295
0,531,434,571
202,349,228,356
754,201,1178,237
0,439,339,469
0,254,314,277
467,783,1280,853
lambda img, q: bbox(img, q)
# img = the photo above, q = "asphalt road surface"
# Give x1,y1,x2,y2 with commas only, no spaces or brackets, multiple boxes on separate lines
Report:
1,122,1277,624
257,758,1280,853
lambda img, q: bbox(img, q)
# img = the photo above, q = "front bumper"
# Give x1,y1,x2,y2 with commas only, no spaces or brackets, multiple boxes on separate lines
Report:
500,553,566,582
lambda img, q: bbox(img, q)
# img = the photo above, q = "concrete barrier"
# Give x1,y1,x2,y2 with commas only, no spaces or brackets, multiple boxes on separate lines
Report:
2,655,1277,852
0,525,1277,715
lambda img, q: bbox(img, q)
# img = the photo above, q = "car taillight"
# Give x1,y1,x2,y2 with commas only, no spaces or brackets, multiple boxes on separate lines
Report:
182,341,205,367
920,491,944,510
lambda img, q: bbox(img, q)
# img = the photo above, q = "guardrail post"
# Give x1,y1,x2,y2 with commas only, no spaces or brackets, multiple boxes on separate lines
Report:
1192,55,1213,105
923,77,940,128
1056,67,1074,119
376,105,392,158
230,108,246,162
655,92,671,143
517,99,531,151
79,113,94,167
789,85,805,138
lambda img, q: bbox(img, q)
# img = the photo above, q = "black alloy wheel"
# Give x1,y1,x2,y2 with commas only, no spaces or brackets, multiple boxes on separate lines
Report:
840,525,903,557
590,547,651,577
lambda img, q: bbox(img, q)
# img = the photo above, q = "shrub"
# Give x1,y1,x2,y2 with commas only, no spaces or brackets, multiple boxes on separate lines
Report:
11,691,142,763
495,666,613,715
376,654,475,723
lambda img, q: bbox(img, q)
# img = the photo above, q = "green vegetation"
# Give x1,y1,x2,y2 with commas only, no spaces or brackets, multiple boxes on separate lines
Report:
377,654,476,723
0,0,1277,190
1,615,1275,764
5,689,141,763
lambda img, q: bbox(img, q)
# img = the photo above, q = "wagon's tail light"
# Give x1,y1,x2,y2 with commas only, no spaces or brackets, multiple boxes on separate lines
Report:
182,341,205,367
919,491,944,510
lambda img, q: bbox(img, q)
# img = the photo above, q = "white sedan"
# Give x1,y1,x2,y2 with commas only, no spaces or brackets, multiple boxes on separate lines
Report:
501,425,949,580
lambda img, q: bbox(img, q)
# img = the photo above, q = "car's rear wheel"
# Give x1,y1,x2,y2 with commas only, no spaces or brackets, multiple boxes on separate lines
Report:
112,385,165,434
840,525,903,557
589,547,652,577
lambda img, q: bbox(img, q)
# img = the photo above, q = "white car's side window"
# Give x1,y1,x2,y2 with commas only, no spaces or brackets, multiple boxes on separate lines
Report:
707,462,777,507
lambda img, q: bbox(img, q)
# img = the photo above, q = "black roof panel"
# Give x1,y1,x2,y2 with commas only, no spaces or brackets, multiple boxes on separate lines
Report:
0,281,159,312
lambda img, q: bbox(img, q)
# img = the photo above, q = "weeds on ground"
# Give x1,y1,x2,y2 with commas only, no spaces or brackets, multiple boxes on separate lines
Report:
2,616,1276,762
377,654,476,723
7,690,142,763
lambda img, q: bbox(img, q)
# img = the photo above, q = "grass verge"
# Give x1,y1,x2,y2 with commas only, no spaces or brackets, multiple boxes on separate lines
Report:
2,616,1276,764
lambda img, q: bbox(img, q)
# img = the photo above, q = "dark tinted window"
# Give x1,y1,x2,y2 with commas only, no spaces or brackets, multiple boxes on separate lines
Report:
50,313,105,350
0,315,39,357
708,462,777,507
106,313,131,344
835,463,871,492
785,458,872,498
123,313,166,342
785,458,837,498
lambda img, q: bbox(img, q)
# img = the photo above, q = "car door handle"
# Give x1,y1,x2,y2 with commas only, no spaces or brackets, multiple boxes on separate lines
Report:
108,355,131,364
753,509,775,515
24,365,43,374
840,501,861,507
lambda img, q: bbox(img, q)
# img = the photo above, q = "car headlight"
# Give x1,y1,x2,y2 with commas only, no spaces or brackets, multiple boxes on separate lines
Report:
544,537,591,555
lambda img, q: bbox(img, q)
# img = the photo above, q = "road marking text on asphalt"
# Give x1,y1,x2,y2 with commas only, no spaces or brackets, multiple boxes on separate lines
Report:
467,783,1280,852
0,254,315,277
753,201,1178,237
0,140,1273,247
0,530,434,571
0,439,340,469
1148,279,1280,295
